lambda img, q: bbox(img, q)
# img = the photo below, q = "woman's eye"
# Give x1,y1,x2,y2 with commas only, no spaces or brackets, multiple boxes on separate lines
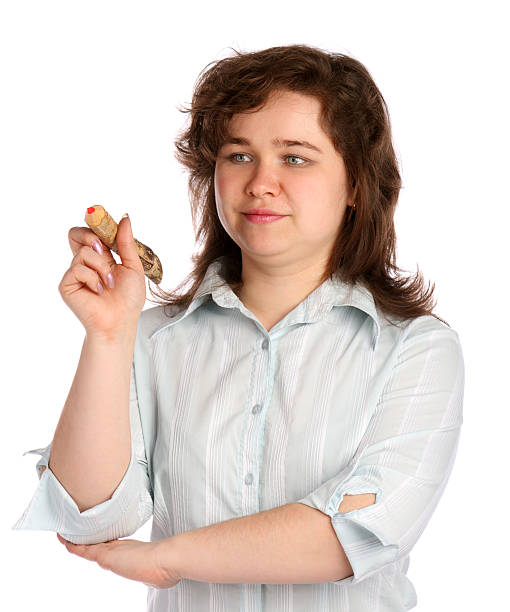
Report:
230,153,250,163
227,153,307,165
286,155,306,165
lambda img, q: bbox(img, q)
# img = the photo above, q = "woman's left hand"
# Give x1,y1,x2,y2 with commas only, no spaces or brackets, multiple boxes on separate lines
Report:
56,533,181,589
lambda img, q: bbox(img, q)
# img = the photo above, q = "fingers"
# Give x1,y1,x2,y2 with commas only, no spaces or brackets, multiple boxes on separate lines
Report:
115,215,144,275
57,534,98,557
59,244,115,296
68,226,116,265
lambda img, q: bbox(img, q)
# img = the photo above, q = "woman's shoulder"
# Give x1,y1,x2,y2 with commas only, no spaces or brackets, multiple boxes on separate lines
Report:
375,308,462,356
383,312,463,355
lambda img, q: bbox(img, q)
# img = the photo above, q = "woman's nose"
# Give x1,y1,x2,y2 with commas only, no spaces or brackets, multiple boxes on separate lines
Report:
245,161,281,198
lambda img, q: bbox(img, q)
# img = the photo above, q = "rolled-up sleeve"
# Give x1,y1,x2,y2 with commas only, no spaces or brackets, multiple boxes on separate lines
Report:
296,319,465,585
11,360,154,545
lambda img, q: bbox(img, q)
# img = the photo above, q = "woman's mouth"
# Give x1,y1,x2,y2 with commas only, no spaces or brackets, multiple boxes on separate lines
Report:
243,214,286,224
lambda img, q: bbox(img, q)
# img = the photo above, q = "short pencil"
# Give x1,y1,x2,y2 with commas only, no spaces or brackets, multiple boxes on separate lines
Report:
84,205,163,284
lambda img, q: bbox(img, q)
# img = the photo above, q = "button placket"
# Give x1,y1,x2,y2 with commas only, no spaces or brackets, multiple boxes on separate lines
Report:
244,337,269,489
240,333,272,515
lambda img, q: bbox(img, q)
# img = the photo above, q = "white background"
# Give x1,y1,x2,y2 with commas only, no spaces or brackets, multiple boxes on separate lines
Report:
2,1,508,610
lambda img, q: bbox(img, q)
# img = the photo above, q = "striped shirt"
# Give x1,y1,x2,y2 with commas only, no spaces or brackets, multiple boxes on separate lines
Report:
13,255,465,611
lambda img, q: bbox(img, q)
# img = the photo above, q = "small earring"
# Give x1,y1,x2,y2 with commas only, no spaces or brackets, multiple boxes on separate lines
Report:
352,202,357,210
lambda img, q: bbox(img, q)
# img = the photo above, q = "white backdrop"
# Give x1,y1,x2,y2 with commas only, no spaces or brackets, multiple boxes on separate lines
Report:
3,1,507,610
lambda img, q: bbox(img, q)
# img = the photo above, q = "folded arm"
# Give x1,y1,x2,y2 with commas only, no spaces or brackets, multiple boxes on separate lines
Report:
162,493,376,584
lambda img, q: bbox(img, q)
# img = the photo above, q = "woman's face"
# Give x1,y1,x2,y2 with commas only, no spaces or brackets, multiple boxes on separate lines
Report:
214,89,353,270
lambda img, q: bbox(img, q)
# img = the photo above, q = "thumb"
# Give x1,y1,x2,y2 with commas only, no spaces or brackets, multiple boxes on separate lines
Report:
116,214,143,272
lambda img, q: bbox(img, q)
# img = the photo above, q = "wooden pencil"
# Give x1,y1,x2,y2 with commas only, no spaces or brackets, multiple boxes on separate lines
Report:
84,205,163,284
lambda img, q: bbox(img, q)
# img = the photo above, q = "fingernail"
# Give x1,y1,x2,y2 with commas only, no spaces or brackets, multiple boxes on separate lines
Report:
92,240,103,255
121,213,129,221
107,272,115,289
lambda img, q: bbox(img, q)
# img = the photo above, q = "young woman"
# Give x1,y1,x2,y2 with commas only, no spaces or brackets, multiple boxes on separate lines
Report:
14,44,464,612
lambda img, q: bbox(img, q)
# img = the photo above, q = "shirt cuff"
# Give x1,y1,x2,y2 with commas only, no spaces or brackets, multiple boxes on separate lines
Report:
297,481,398,585
11,443,153,545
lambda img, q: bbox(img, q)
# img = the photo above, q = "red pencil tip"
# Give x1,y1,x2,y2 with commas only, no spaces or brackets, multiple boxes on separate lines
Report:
87,206,95,214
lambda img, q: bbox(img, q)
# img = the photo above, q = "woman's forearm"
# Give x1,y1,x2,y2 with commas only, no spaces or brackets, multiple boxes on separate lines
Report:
48,329,137,513
159,494,376,584
160,502,354,584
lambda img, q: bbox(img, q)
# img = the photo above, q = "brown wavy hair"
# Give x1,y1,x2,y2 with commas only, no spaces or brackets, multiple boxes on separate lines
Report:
146,43,448,328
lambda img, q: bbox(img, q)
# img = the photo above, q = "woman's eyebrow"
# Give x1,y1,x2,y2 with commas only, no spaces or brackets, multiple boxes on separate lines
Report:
224,136,323,154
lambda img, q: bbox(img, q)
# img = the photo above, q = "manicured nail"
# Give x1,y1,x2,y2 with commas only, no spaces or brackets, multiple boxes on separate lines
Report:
92,240,102,255
97,281,104,295
106,272,115,289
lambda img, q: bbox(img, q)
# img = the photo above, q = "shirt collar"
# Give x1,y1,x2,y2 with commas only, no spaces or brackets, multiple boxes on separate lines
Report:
150,256,381,347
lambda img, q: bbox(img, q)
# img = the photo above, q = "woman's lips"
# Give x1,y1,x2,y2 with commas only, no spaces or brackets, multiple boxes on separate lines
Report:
243,214,286,224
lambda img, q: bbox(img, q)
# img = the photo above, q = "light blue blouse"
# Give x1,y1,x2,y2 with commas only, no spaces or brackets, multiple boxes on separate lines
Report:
13,256,464,611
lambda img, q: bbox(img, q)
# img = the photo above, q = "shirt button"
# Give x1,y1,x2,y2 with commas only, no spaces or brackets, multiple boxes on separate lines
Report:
251,404,262,414
261,338,269,350
245,472,254,485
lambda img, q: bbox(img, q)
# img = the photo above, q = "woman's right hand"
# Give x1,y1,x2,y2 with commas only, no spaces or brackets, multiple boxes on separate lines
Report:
59,215,147,341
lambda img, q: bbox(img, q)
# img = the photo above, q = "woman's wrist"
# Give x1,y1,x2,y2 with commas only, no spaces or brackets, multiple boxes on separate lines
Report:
85,323,138,347
153,536,185,584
